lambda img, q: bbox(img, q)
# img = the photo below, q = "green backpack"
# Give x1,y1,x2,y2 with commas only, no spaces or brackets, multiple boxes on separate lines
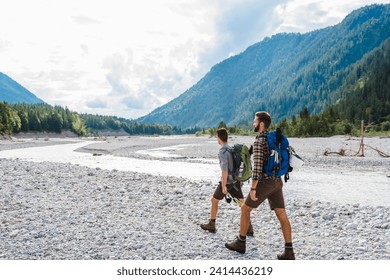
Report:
230,144,252,182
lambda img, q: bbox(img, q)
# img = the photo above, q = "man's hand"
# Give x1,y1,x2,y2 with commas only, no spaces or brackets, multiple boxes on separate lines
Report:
222,186,228,195
250,189,258,201
221,170,228,195
251,180,258,201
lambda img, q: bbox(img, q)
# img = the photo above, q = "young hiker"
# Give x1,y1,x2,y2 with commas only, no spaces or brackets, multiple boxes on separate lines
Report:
200,128,253,235
225,112,295,260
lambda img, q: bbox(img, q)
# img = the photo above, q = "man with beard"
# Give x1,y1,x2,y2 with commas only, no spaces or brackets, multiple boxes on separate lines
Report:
225,111,295,260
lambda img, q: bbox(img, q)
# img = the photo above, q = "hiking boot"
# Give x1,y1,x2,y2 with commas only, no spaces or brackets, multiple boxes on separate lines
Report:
225,236,246,254
200,219,216,233
247,222,254,237
277,248,295,260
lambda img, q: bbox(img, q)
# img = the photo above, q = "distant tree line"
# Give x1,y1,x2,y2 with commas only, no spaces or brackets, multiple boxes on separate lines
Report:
195,121,255,137
2,100,388,138
275,107,356,137
0,102,198,136
79,113,199,135
196,103,389,138
277,107,389,137
0,103,87,136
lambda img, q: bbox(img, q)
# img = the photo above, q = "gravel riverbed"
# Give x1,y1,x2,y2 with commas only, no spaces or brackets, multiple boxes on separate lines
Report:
0,135,389,260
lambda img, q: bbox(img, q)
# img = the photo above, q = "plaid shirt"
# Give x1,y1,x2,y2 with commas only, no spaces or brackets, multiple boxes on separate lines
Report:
252,131,269,181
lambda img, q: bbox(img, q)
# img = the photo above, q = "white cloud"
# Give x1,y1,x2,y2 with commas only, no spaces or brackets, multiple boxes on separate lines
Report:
86,98,107,109
213,0,286,56
0,0,389,119
273,0,390,33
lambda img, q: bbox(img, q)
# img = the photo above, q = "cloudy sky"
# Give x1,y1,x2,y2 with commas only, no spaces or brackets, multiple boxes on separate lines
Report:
1,0,389,119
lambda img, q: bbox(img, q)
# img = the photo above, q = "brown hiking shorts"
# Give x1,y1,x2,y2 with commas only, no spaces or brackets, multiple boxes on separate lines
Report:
245,177,285,209
213,181,244,200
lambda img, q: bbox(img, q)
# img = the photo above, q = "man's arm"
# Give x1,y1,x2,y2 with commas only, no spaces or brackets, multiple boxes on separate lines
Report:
221,170,228,195
251,138,264,201
252,138,262,181
219,149,229,195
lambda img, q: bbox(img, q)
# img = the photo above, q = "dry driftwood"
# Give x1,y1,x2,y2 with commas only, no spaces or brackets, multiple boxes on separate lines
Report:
365,145,390,158
324,149,346,156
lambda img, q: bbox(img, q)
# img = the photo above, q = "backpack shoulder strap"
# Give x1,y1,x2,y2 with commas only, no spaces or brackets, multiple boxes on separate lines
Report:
276,128,283,146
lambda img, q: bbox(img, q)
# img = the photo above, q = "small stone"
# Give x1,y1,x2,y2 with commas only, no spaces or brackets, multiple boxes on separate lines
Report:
311,211,320,218
323,214,335,221
346,223,358,230
380,223,389,229
356,247,368,252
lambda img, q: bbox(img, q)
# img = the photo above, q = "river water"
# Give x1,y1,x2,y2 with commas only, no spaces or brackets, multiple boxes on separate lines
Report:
0,140,389,207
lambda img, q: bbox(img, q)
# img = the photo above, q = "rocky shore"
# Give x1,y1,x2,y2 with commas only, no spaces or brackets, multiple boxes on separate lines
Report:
1,135,390,259
1,151,389,260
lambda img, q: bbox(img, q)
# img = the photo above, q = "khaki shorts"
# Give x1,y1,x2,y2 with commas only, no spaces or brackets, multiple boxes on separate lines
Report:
213,181,244,200
245,177,285,209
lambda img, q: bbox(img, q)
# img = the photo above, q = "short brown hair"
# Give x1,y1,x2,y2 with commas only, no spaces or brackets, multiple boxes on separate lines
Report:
217,128,228,142
255,111,271,129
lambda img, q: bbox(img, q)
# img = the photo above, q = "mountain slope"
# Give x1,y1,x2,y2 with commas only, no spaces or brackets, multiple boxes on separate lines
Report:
139,4,390,129
0,72,45,104
330,37,390,125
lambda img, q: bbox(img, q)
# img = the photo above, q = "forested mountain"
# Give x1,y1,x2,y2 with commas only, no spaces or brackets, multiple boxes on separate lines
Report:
271,37,390,137
139,4,390,129
0,72,45,104
330,38,390,126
